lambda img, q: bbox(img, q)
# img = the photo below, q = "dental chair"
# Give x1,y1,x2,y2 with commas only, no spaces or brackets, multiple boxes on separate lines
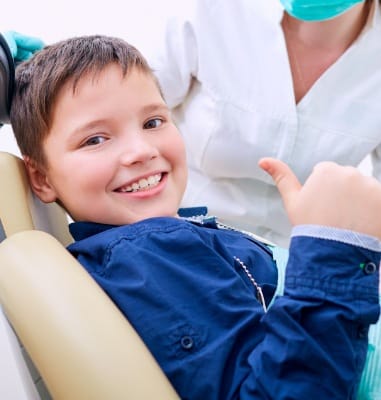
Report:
0,151,181,400
0,34,179,400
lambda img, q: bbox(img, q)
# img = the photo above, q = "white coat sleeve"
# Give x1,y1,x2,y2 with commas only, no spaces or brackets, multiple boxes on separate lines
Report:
148,15,199,109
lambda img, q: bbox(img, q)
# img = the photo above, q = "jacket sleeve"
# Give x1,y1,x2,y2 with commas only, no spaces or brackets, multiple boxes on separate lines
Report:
239,235,380,399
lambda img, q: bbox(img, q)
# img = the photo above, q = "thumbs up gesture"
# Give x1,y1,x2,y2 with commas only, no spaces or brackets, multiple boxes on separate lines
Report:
259,158,381,240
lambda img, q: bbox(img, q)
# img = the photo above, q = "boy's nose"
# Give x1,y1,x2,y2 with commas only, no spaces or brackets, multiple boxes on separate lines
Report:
119,137,159,166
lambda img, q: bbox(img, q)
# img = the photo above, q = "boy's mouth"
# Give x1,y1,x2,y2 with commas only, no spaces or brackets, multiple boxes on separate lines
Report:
116,173,163,193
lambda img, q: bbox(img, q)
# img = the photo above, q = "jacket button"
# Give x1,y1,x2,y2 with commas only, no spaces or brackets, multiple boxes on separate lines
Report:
363,262,377,275
180,336,194,350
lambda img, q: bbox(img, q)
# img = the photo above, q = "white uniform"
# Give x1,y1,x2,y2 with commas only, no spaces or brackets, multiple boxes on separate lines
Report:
150,0,381,246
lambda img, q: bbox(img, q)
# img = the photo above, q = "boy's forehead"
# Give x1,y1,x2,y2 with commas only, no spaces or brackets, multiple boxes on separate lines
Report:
50,64,165,131
60,64,159,97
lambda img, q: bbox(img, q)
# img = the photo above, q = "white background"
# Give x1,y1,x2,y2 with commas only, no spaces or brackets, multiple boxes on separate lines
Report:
0,0,371,174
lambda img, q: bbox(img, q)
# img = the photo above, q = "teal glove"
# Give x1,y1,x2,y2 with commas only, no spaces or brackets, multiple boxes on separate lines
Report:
2,31,44,62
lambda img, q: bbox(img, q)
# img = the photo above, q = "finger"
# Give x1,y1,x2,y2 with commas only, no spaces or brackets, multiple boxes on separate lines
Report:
2,31,17,57
12,31,45,51
259,157,302,206
15,49,32,62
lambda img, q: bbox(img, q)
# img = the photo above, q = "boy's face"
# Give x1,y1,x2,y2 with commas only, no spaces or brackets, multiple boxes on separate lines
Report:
29,64,188,225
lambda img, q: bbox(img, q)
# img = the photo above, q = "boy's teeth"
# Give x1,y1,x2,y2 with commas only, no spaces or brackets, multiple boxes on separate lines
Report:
147,176,156,185
120,174,162,192
139,178,149,189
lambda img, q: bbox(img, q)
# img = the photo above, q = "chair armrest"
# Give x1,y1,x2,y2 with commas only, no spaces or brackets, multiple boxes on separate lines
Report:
0,230,179,400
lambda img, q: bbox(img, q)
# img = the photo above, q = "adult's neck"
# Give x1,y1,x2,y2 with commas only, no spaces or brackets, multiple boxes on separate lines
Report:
282,1,371,51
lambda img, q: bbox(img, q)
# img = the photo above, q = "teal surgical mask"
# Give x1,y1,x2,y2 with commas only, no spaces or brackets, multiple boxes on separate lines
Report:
280,0,365,21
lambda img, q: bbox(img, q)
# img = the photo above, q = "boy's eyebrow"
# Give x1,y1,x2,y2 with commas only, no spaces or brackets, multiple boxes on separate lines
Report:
69,103,170,137
140,103,170,114
71,120,109,136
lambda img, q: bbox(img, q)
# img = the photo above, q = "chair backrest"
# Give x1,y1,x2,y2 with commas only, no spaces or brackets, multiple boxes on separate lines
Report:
0,151,180,400
0,151,72,245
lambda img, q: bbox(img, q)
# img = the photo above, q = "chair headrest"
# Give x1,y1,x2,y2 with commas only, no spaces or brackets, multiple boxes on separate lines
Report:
0,33,15,126
0,152,73,246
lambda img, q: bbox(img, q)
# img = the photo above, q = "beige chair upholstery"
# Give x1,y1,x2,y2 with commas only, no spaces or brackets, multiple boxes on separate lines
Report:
0,152,72,246
0,151,180,400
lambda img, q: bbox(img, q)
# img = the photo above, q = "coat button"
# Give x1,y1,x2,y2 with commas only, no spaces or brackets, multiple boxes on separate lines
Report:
180,336,194,350
363,262,377,275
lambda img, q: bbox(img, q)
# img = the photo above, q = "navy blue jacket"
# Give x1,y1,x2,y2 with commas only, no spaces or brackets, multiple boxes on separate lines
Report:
68,216,380,399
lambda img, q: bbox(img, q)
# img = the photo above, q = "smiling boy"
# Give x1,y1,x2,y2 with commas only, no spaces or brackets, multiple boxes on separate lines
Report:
10,35,381,399
29,64,187,225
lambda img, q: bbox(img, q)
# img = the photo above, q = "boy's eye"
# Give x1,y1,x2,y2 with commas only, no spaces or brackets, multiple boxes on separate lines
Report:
83,136,107,147
144,118,163,129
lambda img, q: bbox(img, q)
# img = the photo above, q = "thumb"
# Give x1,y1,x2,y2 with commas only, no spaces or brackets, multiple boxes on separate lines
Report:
259,158,302,209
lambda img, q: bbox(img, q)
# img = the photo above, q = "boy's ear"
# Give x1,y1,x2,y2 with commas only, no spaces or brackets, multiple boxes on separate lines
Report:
24,156,58,203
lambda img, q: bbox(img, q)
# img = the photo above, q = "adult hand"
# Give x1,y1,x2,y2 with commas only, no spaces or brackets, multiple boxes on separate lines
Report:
259,157,381,239
3,31,44,63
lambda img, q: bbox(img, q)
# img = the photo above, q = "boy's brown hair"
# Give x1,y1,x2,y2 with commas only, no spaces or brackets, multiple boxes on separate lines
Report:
10,35,156,166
